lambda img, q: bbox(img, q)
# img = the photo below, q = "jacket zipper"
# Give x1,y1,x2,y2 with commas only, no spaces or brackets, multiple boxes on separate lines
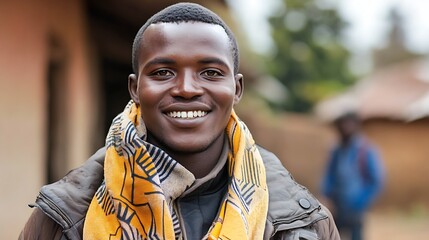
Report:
38,191,74,227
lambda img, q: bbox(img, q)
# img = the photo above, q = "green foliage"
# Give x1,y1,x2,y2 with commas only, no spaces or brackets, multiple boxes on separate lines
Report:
266,0,355,112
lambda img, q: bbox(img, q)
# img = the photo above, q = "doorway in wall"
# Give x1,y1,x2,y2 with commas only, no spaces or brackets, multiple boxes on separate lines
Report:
101,58,132,135
46,35,69,183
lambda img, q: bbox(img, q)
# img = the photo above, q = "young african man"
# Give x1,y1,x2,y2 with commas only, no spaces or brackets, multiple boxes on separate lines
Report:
20,3,340,239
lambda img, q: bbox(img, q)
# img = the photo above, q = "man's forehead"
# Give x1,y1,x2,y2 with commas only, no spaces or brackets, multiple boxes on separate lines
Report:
144,21,228,38
140,22,231,53
135,21,235,73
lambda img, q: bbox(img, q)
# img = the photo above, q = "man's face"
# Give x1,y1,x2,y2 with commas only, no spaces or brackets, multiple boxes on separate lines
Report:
129,22,243,155
336,118,358,140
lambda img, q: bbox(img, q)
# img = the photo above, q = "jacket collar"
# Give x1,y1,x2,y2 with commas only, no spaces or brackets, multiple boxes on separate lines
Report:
36,146,328,239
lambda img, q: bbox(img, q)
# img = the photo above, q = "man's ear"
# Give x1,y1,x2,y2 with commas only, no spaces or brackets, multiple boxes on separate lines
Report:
234,73,244,104
128,74,139,105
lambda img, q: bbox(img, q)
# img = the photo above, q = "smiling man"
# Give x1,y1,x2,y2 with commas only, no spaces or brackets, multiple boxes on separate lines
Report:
129,21,241,179
20,3,339,240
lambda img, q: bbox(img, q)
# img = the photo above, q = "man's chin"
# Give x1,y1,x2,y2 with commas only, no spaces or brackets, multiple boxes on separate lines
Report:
147,132,225,157
167,142,211,155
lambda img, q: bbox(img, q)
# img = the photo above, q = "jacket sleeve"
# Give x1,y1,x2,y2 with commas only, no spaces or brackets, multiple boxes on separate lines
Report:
18,208,63,240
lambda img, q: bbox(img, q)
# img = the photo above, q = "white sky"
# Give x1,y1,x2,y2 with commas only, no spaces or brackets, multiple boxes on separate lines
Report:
338,0,429,54
228,0,429,55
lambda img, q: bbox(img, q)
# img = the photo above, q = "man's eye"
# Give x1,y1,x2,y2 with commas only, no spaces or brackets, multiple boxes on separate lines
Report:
153,70,173,76
202,70,222,77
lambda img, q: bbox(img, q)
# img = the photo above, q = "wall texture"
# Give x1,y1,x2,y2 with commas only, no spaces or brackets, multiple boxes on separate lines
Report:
0,0,96,238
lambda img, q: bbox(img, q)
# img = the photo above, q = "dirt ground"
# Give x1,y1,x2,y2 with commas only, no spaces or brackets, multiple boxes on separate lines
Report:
362,210,429,240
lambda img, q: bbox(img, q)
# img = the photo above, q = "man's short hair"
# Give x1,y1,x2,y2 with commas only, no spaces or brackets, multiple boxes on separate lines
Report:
131,2,239,75
334,112,360,124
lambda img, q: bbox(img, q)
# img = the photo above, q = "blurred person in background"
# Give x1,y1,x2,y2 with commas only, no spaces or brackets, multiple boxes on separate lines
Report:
322,112,385,240
19,3,339,239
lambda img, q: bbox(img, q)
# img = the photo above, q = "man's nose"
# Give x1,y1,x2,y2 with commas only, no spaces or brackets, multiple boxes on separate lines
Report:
171,70,204,99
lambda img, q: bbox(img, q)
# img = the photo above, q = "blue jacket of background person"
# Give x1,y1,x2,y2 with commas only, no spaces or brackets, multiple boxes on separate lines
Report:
322,136,384,216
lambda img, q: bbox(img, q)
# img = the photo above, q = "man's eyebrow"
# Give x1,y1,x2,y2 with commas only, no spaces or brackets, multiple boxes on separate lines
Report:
198,57,230,68
145,57,176,67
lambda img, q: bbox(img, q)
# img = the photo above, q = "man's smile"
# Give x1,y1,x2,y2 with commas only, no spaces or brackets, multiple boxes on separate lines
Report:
167,110,208,119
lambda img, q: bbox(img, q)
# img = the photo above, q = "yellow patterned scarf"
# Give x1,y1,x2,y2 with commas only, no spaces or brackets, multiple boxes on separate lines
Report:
83,101,268,239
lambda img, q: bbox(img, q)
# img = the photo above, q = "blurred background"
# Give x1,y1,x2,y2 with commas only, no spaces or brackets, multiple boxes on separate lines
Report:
1,0,428,238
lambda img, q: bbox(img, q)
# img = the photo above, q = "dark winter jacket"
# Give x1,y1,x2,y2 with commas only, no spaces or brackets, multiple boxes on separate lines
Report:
19,146,339,240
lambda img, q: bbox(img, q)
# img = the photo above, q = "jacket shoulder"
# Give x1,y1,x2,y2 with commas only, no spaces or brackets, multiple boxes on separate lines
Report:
33,147,106,239
257,146,339,239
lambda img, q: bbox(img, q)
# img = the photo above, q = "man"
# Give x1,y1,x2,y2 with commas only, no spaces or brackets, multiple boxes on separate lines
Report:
20,3,339,239
322,112,384,240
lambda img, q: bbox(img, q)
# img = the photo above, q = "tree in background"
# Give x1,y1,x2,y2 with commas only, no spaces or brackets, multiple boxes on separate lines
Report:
266,0,355,112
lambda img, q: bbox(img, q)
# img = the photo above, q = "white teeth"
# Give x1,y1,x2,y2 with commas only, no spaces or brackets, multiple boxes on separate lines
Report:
168,110,207,119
